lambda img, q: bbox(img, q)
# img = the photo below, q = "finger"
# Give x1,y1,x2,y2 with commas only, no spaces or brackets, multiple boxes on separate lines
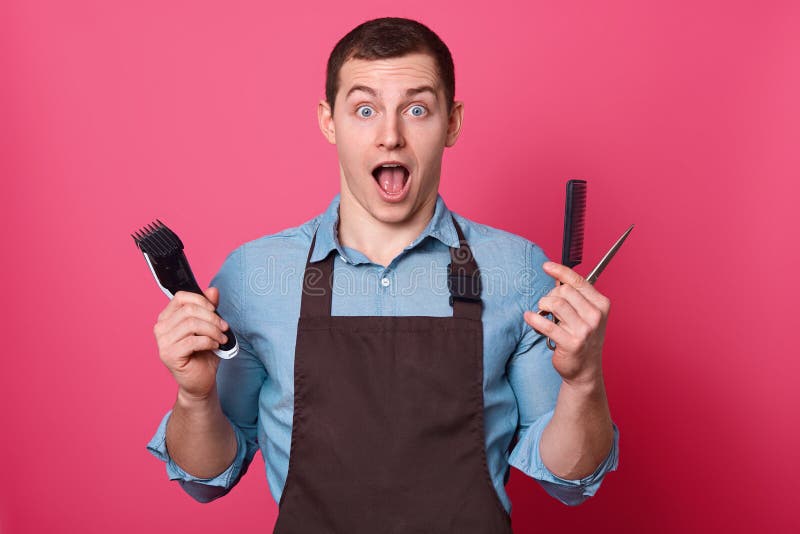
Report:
542,261,610,311
171,335,221,360
157,290,216,324
524,310,576,350
161,315,228,348
537,295,588,337
174,290,217,311
203,286,220,308
548,283,604,329
155,302,228,340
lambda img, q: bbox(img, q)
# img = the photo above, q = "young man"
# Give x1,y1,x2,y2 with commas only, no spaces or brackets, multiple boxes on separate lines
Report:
148,17,619,532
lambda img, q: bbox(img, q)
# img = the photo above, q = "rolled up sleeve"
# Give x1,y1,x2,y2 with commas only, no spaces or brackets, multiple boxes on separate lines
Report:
508,408,620,506
146,410,252,502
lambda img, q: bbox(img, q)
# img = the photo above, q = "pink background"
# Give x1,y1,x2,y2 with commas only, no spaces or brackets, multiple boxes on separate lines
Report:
2,1,798,532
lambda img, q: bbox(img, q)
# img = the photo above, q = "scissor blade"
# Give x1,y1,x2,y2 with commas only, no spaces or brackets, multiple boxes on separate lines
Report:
586,224,634,285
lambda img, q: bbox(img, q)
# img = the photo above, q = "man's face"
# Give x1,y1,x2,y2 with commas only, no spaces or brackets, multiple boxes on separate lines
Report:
318,53,463,225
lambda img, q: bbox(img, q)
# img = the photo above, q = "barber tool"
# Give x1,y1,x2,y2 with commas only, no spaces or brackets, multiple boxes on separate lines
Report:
131,220,239,359
538,179,586,350
538,179,633,350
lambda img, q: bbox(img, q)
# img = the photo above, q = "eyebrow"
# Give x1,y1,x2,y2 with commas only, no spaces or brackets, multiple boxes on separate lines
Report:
345,85,439,100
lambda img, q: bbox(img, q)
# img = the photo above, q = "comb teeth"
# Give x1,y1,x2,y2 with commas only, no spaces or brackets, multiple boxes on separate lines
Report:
562,180,587,268
131,219,185,258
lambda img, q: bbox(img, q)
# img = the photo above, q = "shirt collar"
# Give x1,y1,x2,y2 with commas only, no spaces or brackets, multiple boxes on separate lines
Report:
310,193,461,263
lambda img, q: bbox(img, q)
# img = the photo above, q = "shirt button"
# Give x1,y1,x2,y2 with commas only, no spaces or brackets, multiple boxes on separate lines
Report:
381,277,391,287
340,254,348,263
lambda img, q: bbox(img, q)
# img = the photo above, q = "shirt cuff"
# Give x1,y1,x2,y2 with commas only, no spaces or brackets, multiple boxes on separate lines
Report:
146,410,248,490
508,409,620,506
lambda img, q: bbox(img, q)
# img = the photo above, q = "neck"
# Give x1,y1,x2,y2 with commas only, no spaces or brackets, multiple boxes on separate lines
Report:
337,193,438,268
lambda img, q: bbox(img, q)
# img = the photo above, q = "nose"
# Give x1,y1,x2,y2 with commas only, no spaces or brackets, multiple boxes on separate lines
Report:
376,112,405,150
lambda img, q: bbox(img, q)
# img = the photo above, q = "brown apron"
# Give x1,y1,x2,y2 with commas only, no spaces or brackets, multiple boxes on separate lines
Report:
273,216,513,534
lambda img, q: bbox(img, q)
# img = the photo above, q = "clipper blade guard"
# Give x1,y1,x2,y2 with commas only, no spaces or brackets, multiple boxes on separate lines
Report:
132,220,239,359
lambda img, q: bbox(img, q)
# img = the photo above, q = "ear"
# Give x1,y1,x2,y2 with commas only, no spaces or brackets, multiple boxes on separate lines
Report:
318,99,336,144
444,100,464,147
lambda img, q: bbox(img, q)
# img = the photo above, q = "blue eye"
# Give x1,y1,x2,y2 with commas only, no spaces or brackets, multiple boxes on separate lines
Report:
409,105,426,117
357,105,374,118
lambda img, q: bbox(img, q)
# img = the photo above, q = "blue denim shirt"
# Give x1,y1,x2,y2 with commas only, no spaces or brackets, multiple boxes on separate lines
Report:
147,193,619,512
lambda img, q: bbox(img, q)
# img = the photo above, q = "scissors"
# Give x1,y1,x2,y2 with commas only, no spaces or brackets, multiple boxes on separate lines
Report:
539,224,634,350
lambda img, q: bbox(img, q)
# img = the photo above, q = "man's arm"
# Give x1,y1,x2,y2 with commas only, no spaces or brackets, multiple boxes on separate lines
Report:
165,387,237,479
147,245,263,502
525,260,616,479
539,376,614,480
507,243,618,506
147,339,264,504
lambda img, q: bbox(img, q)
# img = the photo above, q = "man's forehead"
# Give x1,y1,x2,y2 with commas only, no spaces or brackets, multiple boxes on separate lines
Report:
339,54,442,97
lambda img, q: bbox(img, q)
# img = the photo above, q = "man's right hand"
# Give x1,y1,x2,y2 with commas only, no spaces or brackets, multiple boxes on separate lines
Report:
153,287,230,401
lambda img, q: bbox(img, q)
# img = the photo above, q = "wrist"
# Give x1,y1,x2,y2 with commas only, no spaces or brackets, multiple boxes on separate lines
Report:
176,386,220,412
562,371,606,396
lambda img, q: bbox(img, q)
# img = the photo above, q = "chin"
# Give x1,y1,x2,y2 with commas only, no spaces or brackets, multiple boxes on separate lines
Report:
367,201,414,224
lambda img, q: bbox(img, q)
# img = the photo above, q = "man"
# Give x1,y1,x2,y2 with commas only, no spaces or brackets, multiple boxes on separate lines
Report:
148,17,619,532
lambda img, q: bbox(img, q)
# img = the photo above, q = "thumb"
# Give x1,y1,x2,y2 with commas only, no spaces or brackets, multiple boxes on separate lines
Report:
204,286,220,308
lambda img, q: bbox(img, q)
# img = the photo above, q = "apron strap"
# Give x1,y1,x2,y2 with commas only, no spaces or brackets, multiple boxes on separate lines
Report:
448,216,483,320
300,229,335,319
300,215,482,320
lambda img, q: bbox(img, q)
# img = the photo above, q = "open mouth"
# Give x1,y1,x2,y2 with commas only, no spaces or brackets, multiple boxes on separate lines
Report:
371,163,410,195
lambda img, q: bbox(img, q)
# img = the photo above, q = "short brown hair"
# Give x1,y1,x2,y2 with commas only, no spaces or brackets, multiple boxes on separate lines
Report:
325,17,455,116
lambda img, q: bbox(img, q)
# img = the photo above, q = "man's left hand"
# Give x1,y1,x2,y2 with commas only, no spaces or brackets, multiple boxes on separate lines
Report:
523,261,611,388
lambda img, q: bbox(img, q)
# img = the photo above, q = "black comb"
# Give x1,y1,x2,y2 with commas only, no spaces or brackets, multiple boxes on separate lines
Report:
539,179,587,350
561,179,587,268
132,220,239,359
